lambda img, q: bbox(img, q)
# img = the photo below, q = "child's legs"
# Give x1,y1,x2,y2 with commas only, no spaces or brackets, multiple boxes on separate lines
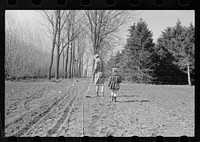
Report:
96,85,99,94
110,90,114,101
101,85,104,94
111,90,114,96
113,90,117,97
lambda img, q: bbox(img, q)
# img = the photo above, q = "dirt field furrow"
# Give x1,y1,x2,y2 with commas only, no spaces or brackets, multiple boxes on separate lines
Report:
5,79,194,137
46,90,78,136
6,92,61,128
5,79,81,137
22,89,80,136
54,80,92,137
10,92,68,137
55,92,84,137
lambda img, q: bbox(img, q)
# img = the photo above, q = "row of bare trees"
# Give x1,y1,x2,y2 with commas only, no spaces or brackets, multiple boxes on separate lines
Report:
5,10,133,80
41,10,91,80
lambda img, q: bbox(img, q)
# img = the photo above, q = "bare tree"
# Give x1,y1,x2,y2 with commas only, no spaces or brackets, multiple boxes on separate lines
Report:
76,25,87,77
41,10,61,80
85,10,132,73
60,10,88,79
41,10,79,79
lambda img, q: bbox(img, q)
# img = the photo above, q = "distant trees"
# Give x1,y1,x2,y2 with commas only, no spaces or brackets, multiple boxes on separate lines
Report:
5,11,194,85
6,10,132,80
106,19,195,85
41,10,88,80
41,10,60,80
5,11,49,80
155,20,195,85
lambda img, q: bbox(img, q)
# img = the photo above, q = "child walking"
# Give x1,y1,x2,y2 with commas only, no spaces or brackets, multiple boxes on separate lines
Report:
108,68,122,102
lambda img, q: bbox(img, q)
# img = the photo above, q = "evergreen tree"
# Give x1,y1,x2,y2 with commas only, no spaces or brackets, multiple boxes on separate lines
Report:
156,20,195,85
104,54,117,78
120,19,155,83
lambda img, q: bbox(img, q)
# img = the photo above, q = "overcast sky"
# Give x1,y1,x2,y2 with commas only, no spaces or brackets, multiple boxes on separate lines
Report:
6,10,194,52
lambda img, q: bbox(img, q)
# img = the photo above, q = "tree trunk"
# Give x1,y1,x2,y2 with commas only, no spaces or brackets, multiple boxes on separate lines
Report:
48,34,57,80
80,57,83,77
85,58,89,77
72,41,75,78
55,11,61,79
78,58,81,77
48,11,59,80
67,44,72,78
64,45,69,78
68,10,75,79
77,55,80,78
187,61,191,86
62,49,65,78
92,47,97,80
70,42,74,78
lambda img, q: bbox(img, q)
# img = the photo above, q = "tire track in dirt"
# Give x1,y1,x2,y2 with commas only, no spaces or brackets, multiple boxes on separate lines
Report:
5,81,78,137
22,89,74,136
6,80,194,137
53,78,92,137
45,88,78,136
5,86,57,127
10,92,71,137
5,87,46,125
23,79,89,137
5,95,62,136
55,92,84,136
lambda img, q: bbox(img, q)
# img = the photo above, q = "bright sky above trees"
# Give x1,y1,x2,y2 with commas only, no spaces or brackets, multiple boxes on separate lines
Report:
6,10,194,52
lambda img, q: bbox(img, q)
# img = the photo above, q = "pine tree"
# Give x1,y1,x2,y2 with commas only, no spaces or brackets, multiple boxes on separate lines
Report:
120,19,155,83
156,20,195,85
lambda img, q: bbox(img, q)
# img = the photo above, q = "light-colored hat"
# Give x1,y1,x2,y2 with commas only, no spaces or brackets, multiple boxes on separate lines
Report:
112,68,118,73
94,54,99,59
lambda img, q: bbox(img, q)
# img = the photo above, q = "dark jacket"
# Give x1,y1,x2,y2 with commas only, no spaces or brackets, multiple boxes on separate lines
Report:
108,73,122,90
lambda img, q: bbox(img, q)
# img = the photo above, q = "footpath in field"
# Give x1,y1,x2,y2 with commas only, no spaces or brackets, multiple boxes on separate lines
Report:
5,78,194,137
61,82,194,137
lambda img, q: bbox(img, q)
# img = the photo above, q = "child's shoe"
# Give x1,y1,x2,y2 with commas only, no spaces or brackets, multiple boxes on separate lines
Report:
114,96,116,102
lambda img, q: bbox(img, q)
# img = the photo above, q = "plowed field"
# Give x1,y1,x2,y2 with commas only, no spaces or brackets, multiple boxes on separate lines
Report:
5,78,194,137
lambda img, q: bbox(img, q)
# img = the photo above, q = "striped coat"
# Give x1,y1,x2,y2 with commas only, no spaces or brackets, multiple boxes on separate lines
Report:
108,73,122,90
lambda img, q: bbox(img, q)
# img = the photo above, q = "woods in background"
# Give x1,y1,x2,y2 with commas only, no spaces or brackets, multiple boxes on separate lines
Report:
5,11,195,85
5,12,49,79
105,19,195,85
5,10,132,80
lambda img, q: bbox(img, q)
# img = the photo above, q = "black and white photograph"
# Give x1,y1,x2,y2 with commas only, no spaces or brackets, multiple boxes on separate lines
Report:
5,10,194,137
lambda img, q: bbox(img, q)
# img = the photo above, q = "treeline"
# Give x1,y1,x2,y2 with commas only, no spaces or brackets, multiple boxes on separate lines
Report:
5,10,92,80
105,19,195,85
5,10,132,80
5,13,50,80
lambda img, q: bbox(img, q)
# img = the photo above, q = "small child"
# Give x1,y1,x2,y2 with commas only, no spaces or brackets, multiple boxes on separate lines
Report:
108,68,122,102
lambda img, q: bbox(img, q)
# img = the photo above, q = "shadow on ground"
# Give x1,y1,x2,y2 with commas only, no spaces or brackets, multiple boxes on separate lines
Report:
116,99,150,103
117,95,138,97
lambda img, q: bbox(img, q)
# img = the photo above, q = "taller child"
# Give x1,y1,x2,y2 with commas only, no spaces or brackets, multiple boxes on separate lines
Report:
93,54,105,97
